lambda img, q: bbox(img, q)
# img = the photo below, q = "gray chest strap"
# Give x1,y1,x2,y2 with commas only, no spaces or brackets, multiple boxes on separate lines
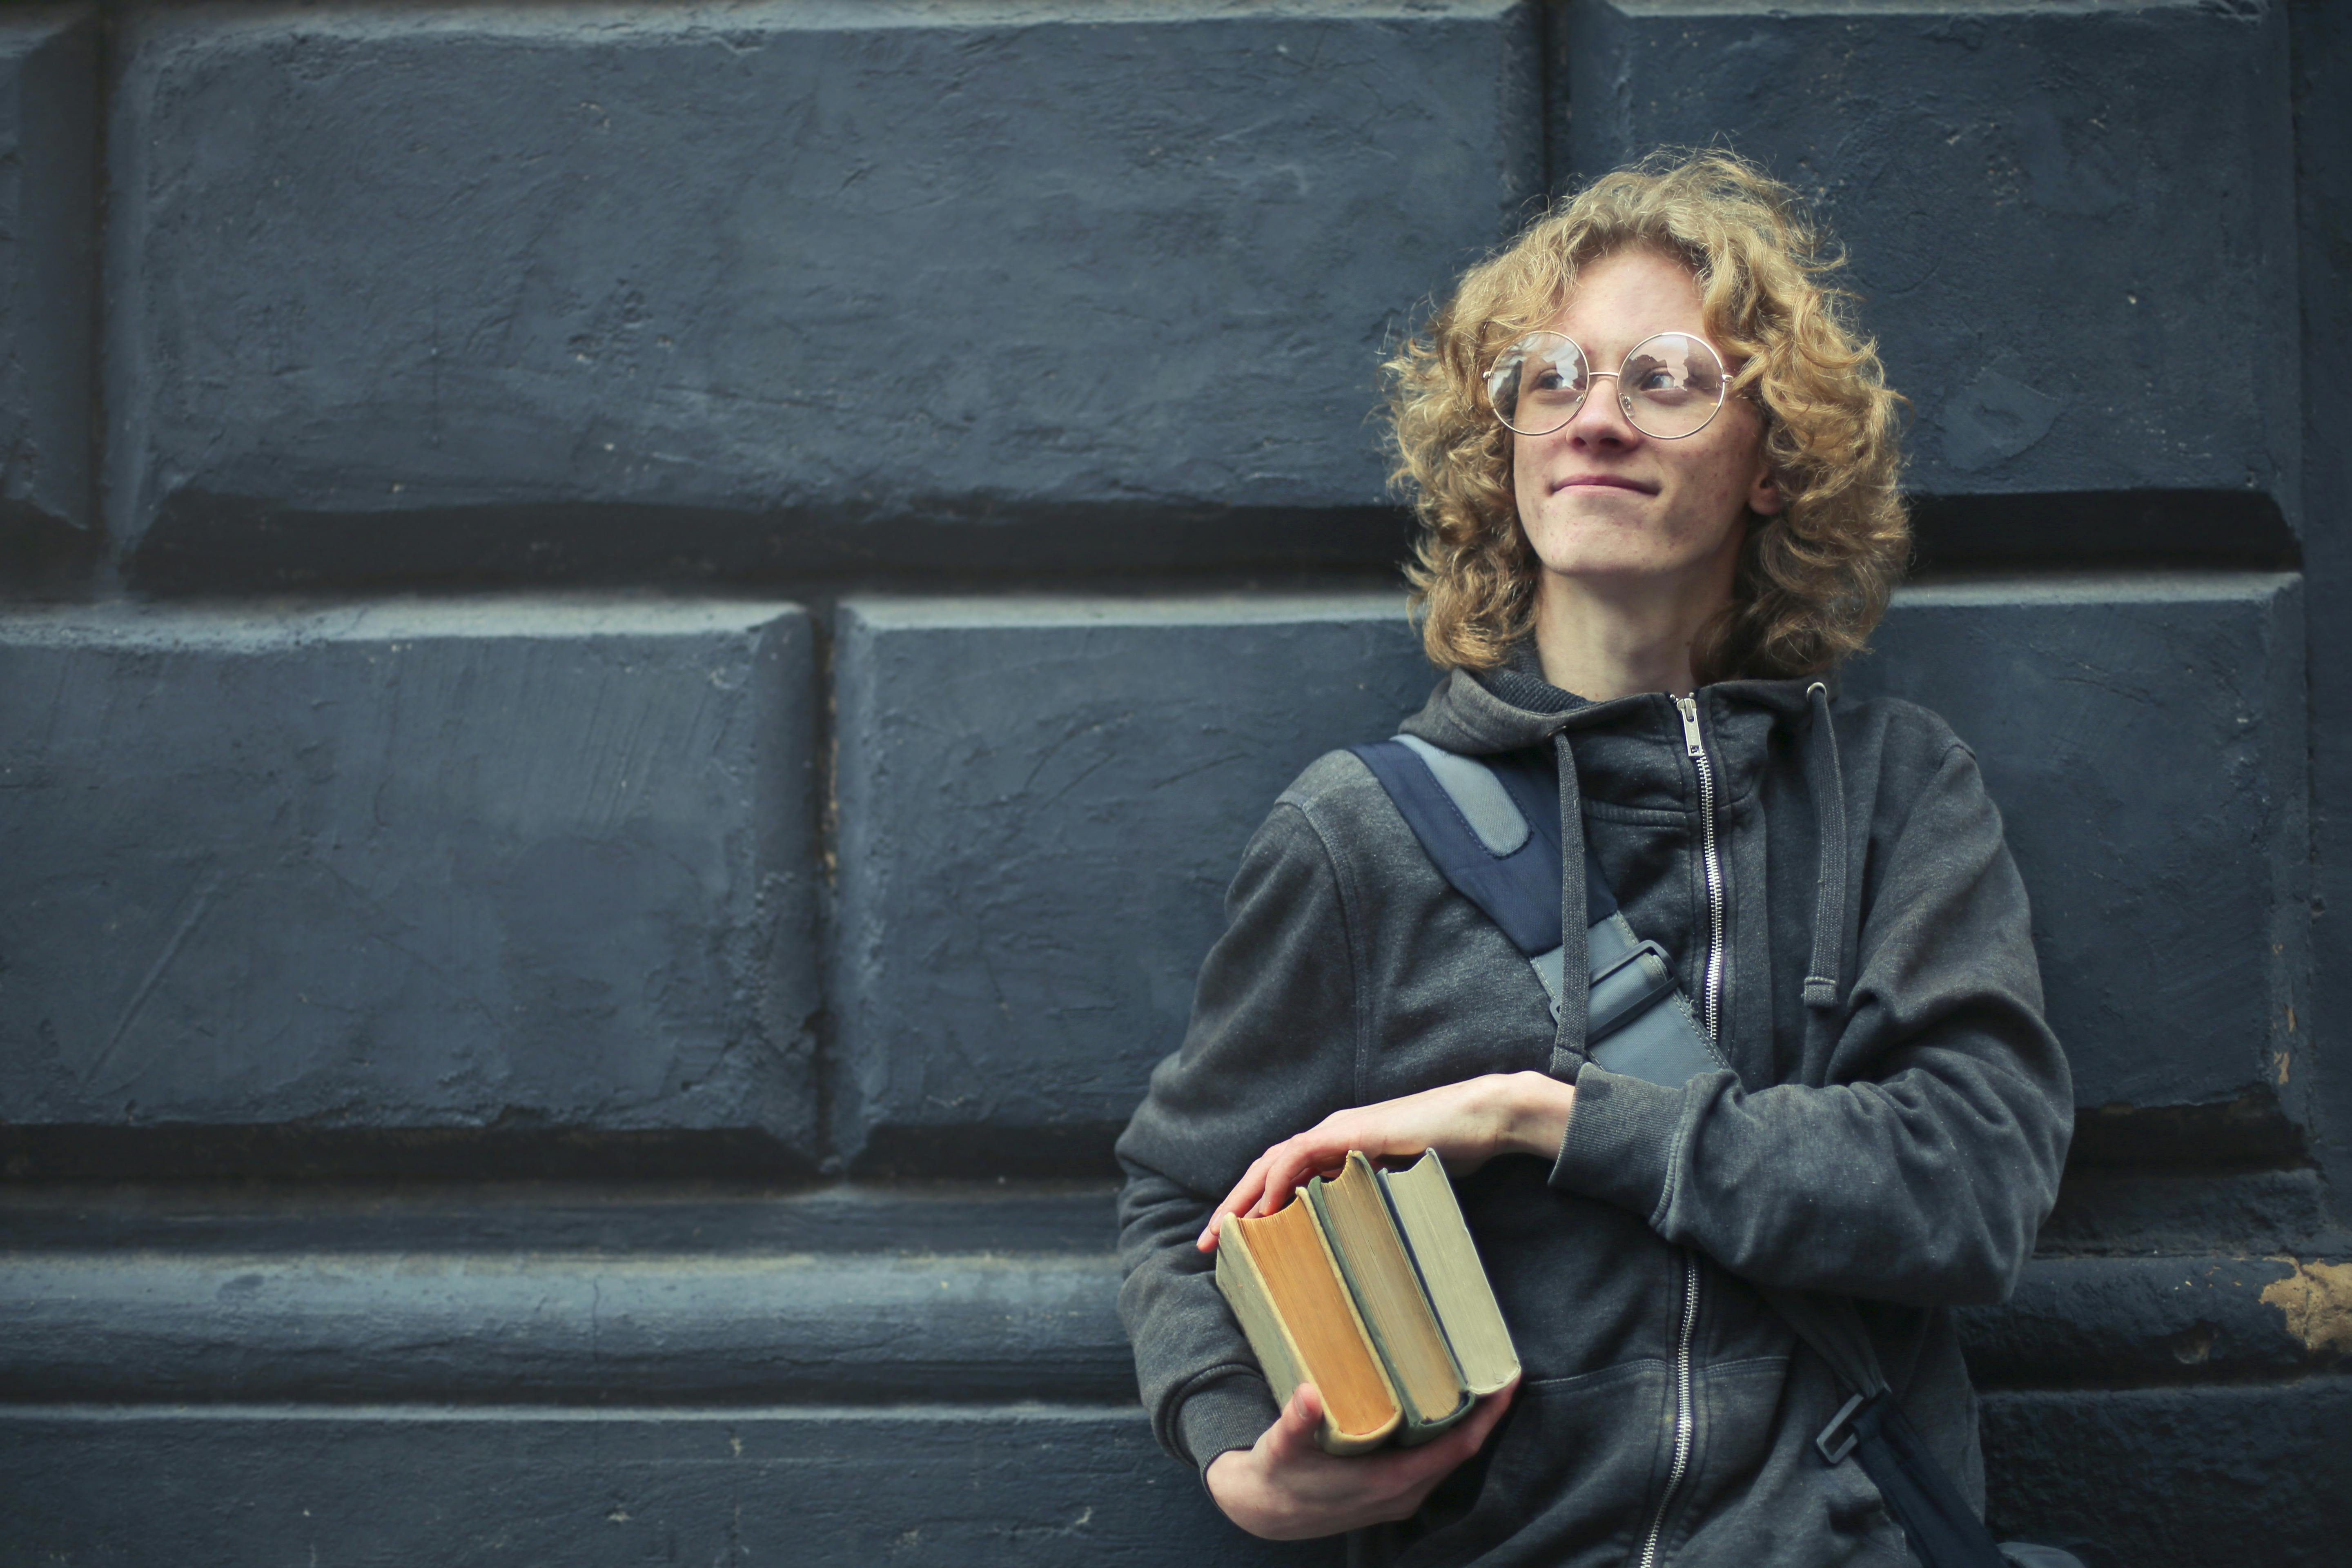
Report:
1349,734,1727,1087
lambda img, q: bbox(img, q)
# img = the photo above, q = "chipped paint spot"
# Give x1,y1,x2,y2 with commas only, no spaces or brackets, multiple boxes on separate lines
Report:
2260,1261,2352,1355
2273,1050,2292,1086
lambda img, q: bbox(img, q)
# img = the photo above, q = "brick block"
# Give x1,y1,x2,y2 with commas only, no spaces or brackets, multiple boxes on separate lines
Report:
0,601,819,1167
0,1405,1340,1568
0,1248,1130,1405
0,6,95,565
1958,1255,2325,1390
1983,1380,2352,1567
104,2,1539,586
835,579,2308,1169
829,595,1434,1172
1851,575,2308,1152
1563,0,2298,509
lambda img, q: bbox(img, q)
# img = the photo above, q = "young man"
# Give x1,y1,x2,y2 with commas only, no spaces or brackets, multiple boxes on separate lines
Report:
1116,152,2071,1566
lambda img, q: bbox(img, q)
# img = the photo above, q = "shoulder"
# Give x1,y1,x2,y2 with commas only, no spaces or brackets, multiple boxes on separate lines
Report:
1822,692,2004,851
1826,690,1965,751
1273,747,1388,818
1247,746,1430,893
1824,691,1976,782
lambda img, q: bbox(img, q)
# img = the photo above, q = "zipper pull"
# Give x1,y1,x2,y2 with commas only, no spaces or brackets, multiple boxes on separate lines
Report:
1676,695,1704,758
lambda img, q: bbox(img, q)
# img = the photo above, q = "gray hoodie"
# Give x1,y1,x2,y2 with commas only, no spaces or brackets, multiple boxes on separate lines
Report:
1114,662,2073,1567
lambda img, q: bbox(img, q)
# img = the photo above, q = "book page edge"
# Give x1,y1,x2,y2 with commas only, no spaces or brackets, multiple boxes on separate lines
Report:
1221,1196,1401,1455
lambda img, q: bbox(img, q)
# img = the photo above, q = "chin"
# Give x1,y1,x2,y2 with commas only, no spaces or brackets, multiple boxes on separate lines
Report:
1528,537,1686,580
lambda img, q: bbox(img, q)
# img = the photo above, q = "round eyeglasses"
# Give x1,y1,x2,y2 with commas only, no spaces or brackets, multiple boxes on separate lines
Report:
1484,330,1730,441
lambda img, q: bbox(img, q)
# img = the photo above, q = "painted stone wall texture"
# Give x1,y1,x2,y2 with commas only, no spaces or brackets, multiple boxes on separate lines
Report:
1562,0,2299,510
1849,575,2311,1158
0,601,821,1167
105,0,1539,585
0,2,2340,1565
0,6,94,563
833,583,2310,1171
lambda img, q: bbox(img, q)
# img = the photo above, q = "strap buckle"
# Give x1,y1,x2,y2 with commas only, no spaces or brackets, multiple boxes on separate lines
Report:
1815,1392,1868,1465
1588,934,1666,988
1584,938,1677,1045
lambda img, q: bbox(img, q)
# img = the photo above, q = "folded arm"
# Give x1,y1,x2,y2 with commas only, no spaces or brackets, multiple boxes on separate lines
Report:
1551,740,2074,1305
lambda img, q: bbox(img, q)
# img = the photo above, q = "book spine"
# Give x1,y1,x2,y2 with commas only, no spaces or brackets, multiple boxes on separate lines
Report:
1375,1164,1473,1394
1379,1157,1521,1398
1214,1225,1307,1410
1215,1206,1400,1457
1308,1169,1469,1442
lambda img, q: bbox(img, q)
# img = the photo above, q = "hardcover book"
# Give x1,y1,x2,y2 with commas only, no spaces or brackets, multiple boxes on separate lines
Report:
1214,1149,1520,1454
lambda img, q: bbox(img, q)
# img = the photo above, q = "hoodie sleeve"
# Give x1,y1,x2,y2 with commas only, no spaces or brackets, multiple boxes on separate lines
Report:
1550,735,2074,1307
1115,793,1364,1475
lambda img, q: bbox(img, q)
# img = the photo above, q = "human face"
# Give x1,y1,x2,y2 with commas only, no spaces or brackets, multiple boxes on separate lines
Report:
1509,249,1780,599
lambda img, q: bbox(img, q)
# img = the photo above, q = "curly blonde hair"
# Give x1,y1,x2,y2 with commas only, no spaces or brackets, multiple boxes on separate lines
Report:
1386,149,1908,681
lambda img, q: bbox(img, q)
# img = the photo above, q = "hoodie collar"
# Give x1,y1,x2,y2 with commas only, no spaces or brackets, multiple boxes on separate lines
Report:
1397,645,1829,762
1394,645,1854,1060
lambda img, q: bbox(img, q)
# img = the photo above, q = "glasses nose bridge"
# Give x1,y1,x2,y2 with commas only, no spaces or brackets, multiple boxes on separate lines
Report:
1559,361,1636,439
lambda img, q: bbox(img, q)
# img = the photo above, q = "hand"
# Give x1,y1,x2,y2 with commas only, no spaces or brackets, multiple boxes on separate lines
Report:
1205,1379,1519,1540
1198,1071,1575,1251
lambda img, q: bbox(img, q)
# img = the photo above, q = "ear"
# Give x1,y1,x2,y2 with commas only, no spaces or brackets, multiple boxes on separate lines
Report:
1748,461,1784,518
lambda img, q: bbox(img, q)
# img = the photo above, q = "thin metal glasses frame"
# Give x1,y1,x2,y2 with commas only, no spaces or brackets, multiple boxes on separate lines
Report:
1485,329,1731,441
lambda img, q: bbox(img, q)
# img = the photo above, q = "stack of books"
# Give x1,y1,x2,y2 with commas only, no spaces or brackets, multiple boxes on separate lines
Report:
1214,1149,1520,1454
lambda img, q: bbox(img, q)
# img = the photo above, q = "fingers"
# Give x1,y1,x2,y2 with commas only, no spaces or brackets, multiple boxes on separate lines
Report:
1453,1379,1518,1451
1368,1379,1520,1489
1219,1379,1512,1540
1250,1128,1355,1216
1200,1148,1281,1250
1198,1135,1340,1249
1273,1382,1324,1450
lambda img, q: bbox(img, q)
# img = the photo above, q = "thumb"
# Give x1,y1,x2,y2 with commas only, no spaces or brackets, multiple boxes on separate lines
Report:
1266,1382,1325,1457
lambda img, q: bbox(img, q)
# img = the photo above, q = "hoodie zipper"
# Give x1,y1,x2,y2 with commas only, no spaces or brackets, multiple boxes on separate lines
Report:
1675,695,1725,1039
1637,1252,1702,1568
1637,697,1722,1568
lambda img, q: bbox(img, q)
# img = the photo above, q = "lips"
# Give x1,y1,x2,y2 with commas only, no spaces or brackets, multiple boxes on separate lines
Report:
1554,473,1658,495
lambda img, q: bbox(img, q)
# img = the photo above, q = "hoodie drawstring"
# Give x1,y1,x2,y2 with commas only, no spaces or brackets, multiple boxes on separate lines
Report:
1549,729,1590,1077
1802,681,1849,1011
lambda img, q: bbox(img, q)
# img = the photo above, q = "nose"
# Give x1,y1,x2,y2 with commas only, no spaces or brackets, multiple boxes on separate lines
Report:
1561,371,1642,449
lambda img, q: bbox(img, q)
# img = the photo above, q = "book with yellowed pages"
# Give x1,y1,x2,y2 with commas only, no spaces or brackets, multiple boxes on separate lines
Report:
1213,1149,1520,1455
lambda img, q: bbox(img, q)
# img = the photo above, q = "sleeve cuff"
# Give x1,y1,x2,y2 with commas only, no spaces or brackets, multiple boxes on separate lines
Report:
1549,1060,1686,1225
1174,1371,1281,1485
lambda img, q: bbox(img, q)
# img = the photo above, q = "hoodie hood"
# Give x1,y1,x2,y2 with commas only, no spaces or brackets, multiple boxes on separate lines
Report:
1396,661,1832,759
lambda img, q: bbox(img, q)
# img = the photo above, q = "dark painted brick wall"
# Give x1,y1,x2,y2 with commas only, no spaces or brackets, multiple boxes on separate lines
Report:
0,2,2342,1565
1562,0,2299,510
830,595,1437,1172
1849,575,2312,1157
0,6,94,567
0,1405,1344,1568
105,0,1539,586
827,583,2312,1172
0,601,821,1167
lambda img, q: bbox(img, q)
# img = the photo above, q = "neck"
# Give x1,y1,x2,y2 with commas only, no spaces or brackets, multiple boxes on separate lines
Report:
1530,561,1735,702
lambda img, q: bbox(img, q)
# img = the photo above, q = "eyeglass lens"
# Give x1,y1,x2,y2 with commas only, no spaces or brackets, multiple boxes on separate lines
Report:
1486,331,1727,440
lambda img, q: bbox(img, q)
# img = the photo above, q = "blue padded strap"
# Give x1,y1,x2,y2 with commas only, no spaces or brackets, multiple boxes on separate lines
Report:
1354,733,1726,1085
1484,746,1617,926
1350,739,1562,955
1349,739,1616,953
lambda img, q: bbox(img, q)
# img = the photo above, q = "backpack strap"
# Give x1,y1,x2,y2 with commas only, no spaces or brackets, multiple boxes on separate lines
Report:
1347,735,1725,1085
